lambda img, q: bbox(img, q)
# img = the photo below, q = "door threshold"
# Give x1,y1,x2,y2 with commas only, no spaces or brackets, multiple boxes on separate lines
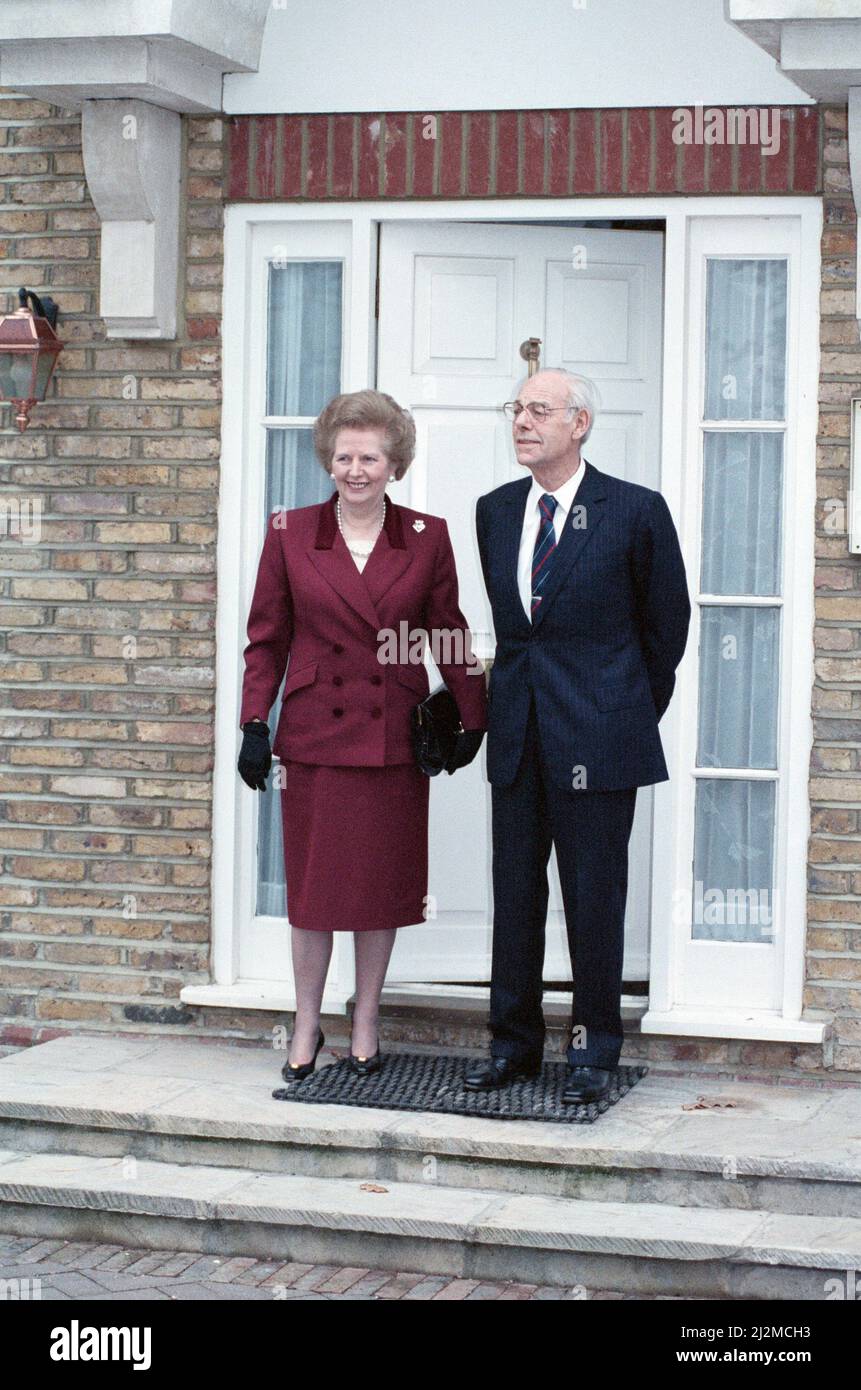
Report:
380,983,649,1022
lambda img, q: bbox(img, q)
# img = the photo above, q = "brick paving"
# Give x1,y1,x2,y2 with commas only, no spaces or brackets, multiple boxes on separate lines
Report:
0,1234,711,1300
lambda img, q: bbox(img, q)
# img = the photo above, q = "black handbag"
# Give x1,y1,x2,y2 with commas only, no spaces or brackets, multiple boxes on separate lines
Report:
411,683,464,776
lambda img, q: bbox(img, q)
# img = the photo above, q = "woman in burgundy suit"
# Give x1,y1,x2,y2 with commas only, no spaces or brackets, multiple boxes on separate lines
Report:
237,390,487,1095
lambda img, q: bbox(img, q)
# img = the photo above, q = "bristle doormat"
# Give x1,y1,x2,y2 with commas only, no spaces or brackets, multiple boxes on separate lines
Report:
278,1052,649,1123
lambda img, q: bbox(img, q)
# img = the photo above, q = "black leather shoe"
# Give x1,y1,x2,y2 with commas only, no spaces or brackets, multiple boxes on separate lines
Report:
562,1065,612,1103
347,1048,382,1077
280,1026,325,1084
463,1055,541,1091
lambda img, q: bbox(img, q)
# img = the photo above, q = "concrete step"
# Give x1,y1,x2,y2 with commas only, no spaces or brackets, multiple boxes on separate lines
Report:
0,1146,857,1299
0,1037,859,1221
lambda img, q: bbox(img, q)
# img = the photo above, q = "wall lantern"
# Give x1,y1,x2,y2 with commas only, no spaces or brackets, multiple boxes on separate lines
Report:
0,287,64,432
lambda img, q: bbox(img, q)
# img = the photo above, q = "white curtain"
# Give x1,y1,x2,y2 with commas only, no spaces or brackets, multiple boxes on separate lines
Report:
692,779,776,944
700,431,782,596
256,262,342,918
704,258,787,421
696,606,779,771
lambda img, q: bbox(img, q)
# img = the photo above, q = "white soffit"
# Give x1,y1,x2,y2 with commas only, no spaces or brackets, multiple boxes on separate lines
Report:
0,0,273,113
729,1,861,101
224,0,811,114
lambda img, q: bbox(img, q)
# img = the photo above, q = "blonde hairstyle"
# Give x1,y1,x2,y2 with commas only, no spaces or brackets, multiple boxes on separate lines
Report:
313,389,417,481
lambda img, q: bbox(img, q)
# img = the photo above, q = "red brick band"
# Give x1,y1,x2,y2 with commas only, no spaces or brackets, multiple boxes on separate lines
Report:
227,106,824,202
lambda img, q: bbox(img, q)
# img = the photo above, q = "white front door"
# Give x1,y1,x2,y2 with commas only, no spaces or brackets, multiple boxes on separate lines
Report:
377,221,665,984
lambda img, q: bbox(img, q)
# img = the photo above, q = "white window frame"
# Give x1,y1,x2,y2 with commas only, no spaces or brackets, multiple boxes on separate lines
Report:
642,214,821,1043
182,196,824,1044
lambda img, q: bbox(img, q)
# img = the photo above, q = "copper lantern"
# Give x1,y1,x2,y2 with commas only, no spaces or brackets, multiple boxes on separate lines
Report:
0,287,64,432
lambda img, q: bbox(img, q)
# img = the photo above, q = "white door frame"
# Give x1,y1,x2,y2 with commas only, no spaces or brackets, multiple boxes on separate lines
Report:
182,195,825,1045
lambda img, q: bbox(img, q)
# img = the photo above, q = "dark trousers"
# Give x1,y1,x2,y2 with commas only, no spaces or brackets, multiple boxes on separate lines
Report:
489,698,638,1071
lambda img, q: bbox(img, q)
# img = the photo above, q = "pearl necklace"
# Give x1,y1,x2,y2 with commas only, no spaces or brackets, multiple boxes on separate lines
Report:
336,495,386,557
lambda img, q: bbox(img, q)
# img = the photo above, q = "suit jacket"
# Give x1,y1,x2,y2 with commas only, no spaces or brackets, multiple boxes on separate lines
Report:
475,460,691,791
240,492,488,766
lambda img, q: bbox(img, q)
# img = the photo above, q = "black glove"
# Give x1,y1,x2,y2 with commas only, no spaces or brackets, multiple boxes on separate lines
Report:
445,729,485,775
238,721,272,791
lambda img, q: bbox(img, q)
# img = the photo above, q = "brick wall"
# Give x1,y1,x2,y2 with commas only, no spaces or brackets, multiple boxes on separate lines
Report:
2,93,858,1075
808,107,861,1072
0,90,223,1043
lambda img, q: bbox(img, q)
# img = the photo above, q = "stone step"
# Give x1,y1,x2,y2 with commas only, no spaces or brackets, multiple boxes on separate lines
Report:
0,1146,857,1299
0,1037,858,1220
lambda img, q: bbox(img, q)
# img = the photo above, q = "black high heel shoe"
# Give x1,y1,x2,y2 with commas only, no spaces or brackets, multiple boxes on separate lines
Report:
279,1026,325,1084
347,1034,382,1077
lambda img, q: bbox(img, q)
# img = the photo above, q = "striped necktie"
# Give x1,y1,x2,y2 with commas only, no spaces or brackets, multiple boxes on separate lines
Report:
531,493,558,617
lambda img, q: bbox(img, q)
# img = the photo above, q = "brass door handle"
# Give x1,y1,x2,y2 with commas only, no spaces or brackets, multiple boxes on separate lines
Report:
519,337,542,376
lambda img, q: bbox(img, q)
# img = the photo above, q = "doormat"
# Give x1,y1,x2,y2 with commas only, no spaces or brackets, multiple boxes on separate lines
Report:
276,1052,648,1123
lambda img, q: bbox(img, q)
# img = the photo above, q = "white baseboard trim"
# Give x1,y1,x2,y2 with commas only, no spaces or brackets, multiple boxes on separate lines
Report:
179,980,650,1021
179,981,349,1015
640,1008,829,1044
179,983,827,1045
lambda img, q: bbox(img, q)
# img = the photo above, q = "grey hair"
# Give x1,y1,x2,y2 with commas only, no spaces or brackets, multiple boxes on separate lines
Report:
516,368,600,444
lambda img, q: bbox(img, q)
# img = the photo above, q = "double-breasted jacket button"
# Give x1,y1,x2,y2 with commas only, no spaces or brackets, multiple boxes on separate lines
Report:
333,643,345,654
333,708,344,718
371,707,383,719
370,673,382,686
333,675,344,687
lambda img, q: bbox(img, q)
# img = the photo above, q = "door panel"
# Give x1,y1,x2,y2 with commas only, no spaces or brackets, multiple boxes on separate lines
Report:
377,221,664,984
414,255,516,375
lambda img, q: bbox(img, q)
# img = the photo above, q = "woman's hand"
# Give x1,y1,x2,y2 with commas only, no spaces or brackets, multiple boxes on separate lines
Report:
238,721,272,791
445,729,485,774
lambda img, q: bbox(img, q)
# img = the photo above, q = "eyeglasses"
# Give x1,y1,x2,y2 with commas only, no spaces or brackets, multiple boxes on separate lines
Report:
501,400,575,422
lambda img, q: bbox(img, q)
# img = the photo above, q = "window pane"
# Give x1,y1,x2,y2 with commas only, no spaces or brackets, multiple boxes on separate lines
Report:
257,259,342,917
692,779,775,943
256,430,334,918
697,606,779,769
257,783,286,918
266,260,343,417
701,432,783,596
265,428,334,513
704,259,787,421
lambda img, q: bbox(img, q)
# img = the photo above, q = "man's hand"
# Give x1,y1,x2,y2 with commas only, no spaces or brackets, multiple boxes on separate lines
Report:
445,729,485,774
238,721,272,791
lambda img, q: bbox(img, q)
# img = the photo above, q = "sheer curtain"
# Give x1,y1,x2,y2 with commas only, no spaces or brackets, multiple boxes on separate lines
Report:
255,261,342,918
700,431,782,597
704,259,787,420
693,258,786,944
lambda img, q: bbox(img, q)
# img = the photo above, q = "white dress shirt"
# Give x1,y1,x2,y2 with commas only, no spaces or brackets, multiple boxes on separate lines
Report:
517,459,587,621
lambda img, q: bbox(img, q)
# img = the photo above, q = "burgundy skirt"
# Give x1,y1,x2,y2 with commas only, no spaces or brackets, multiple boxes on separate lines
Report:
279,760,430,931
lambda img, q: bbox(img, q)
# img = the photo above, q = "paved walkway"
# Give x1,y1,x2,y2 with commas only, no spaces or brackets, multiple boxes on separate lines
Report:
0,1235,713,1301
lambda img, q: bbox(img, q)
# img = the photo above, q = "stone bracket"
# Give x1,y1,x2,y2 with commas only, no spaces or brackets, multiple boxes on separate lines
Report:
81,99,180,340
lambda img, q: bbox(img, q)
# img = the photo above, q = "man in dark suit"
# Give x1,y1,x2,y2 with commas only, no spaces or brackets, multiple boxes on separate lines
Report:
466,369,691,1103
